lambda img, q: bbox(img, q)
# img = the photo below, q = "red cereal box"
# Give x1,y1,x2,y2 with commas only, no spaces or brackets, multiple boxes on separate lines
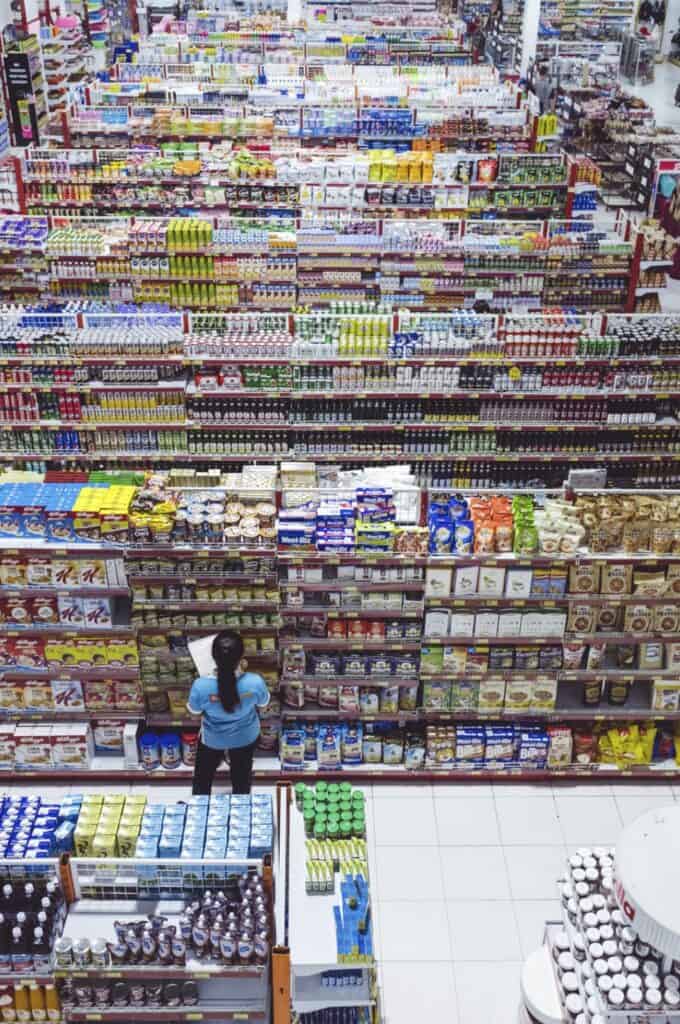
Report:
346,619,366,640
113,680,144,711
5,597,31,627
28,594,59,626
327,619,348,639
13,637,46,669
83,679,115,711
0,638,14,668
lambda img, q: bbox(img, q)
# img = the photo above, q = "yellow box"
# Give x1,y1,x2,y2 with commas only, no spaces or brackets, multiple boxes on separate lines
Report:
117,826,141,858
91,831,118,858
74,822,98,857
124,793,147,808
103,794,126,807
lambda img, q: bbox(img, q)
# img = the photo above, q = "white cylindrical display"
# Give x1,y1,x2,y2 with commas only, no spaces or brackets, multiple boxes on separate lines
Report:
614,804,680,960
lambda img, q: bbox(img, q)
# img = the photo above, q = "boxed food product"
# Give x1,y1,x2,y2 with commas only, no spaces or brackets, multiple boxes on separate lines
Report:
51,679,85,711
652,680,680,712
23,679,53,711
425,567,453,598
424,609,450,637
456,726,485,765
453,566,479,596
547,726,572,767
530,678,558,710
420,645,444,675
478,678,506,711
450,679,479,710
478,567,505,597
450,612,475,637
601,563,633,595
504,678,531,711
0,724,16,769
504,568,532,598
57,595,84,626
51,724,94,770
569,562,600,594
14,725,53,769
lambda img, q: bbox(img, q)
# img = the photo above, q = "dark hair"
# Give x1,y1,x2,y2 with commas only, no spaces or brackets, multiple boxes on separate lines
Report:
212,630,244,713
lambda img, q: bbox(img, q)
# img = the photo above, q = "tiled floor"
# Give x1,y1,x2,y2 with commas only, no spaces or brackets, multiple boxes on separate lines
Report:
368,781,680,1024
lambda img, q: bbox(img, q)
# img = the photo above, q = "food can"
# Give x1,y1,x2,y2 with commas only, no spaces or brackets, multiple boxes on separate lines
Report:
139,732,161,771
72,938,91,968
160,733,181,770
54,938,73,969
181,731,198,766
91,939,109,969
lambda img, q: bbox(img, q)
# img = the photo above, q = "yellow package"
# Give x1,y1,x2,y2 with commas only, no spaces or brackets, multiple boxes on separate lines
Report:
91,831,118,858
74,821,98,857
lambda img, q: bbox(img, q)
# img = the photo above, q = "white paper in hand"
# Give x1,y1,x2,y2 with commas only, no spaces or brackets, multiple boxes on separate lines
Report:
188,634,218,677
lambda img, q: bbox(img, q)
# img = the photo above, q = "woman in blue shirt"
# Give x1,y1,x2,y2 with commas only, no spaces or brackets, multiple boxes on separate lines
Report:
187,630,270,795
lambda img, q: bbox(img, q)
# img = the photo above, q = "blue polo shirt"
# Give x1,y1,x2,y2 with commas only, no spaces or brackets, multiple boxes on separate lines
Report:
188,672,270,749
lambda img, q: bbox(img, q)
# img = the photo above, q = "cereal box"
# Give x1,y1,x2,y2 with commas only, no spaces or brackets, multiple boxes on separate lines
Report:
83,598,113,629
28,595,59,626
0,638,15,668
0,681,22,711
14,725,52,770
57,595,85,626
5,597,31,626
0,724,16,769
24,557,50,586
51,679,85,712
0,557,25,585
83,679,114,711
79,559,107,587
22,680,53,711
51,724,93,770
13,638,45,669
113,680,144,711
51,560,79,587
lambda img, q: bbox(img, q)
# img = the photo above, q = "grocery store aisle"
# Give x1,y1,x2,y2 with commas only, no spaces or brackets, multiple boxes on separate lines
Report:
367,781,680,1024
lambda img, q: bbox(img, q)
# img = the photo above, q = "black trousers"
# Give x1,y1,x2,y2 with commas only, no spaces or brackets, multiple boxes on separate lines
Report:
192,738,257,796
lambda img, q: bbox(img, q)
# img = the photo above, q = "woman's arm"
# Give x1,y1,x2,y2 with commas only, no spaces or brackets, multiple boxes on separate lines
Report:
187,679,205,717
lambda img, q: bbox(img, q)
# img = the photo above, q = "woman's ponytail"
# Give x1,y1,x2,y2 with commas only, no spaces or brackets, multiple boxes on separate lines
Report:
211,630,244,713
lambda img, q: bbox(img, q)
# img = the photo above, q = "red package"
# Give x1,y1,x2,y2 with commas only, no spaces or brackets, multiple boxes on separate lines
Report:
13,637,46,669
28,595,59,626
5,597,30,626
366,620,386,640
346,619,366,640
327,619,347,639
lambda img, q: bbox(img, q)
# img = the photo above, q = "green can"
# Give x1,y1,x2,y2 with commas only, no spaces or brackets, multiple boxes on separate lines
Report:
339,782,353,799
340,820,353,839
327,820,340,840
352,816,366,838
314,782,328,798
294,782,307,809
314,821,326,841
303,808,315,837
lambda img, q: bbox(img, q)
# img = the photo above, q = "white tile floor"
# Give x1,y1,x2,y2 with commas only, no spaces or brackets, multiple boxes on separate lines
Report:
368,781,680,1024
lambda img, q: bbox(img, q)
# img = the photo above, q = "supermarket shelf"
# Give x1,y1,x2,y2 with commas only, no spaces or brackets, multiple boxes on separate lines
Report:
65,1010,266,1021
55,967,266,981
280,639,420,650
0,710,143,721
0,668,140,680
0,586,129,597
